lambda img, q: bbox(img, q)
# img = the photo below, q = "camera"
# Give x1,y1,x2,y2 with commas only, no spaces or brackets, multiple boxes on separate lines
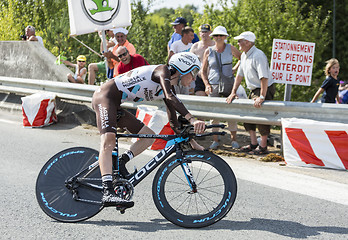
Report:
20,35,27,40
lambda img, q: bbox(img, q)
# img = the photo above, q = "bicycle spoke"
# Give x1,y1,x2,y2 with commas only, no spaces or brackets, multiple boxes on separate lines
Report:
173,193,192,212
195,165,215,186
198,173,224,185
168,169,189,185
198,184,225,195
163,162,226,215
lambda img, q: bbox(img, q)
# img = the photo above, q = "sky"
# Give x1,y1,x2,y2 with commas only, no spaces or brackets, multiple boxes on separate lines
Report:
149,0,232,13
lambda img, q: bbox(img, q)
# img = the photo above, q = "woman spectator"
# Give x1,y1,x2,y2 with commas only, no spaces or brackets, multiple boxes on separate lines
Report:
201,26,242,150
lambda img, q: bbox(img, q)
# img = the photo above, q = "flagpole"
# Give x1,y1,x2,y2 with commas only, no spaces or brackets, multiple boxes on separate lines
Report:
71,36,103,58
101,30,109,77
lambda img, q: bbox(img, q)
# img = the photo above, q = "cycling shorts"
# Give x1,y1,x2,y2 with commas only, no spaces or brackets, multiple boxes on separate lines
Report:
92,80,144,135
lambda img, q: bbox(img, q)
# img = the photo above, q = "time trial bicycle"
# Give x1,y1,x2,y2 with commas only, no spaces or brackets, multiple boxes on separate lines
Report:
36,122,237,228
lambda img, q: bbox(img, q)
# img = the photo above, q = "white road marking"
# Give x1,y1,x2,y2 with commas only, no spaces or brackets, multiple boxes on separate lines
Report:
229,160,348,206
0,118,19,125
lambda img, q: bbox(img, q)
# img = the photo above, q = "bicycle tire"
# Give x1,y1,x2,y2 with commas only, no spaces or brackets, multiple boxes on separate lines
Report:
152,150,237,228
36,147,103,222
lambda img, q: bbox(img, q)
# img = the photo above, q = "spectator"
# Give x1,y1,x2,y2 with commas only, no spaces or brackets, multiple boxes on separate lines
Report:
311,58,340,104
190,24,215,96
88,29,118,85
62,55,87,84
23,25,44,46
201,26,242,150
168,17,199,56
227,31,275,155
168,27,195,60
115,46,149,75
103,28,136,78
168,27,196,95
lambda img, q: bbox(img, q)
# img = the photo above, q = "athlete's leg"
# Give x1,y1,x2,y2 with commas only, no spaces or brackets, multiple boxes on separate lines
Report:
129,125,155,156
98,132,116,176
92,81,133,207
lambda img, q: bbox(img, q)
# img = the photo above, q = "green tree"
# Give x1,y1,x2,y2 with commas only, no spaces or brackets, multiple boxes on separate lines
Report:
298,0,348,81
128,0,172,65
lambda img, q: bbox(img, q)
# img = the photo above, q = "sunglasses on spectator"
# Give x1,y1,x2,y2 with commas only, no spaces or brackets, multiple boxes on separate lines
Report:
213,35,226,37
117,52,128,58
78,61,85,62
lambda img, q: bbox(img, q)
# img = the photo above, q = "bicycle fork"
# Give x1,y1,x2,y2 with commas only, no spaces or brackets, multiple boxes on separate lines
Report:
176,146,197,193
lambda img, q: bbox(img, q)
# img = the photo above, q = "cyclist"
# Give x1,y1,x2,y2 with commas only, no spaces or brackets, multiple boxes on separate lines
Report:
92,52,206,208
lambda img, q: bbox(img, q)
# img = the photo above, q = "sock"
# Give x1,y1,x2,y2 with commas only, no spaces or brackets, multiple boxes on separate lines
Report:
102,174,113,183
102,175,114,194
121,150,134,163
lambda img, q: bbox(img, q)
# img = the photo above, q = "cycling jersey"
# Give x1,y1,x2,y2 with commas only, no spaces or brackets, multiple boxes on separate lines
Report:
92,65,189,135
114,65,164,103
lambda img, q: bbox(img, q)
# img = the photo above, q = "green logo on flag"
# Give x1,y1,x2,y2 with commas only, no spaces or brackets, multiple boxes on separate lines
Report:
89,0,113,15
81,0,120,24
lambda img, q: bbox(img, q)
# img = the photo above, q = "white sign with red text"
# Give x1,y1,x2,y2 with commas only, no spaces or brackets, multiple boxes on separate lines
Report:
270,39,315,86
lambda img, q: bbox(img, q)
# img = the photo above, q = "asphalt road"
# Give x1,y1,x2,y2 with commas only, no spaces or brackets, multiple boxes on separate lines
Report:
1,110,348,239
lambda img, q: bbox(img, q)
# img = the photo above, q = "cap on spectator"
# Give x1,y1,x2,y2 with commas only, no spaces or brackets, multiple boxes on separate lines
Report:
26,25,35,31
113,28,128,35
199,24,212,32
77,55,86,61
209,26,229,37
171,17,187,25
234,31,256,42
340,80,345,84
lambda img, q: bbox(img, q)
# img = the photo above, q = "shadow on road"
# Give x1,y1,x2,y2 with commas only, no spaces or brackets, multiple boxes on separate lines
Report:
78,217,348,238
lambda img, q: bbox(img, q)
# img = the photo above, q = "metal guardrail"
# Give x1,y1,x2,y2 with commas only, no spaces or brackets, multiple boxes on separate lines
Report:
1,76,348,126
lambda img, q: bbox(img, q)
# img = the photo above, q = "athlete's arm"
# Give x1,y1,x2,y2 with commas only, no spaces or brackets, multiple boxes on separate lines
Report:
152,65,190,132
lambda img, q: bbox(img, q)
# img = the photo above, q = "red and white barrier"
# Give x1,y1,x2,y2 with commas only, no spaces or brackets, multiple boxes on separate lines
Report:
135,106,174,150
282,118,348,170
21,92,57,128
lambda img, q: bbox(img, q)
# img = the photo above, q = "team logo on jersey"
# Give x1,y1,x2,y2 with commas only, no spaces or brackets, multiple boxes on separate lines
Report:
81,0,120,24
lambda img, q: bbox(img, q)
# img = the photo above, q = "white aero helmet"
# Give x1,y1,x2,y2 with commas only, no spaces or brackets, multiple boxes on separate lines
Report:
169,52,201,78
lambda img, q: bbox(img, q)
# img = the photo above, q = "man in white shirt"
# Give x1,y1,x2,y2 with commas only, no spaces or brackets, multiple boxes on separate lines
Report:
227,31,275,155
168,27,195,61
23,25,44,46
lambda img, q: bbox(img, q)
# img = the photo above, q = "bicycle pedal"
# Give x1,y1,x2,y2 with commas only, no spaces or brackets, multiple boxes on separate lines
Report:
116,206,126,214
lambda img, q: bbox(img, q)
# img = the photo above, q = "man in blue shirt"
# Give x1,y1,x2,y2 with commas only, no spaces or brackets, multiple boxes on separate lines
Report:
167,17,199,55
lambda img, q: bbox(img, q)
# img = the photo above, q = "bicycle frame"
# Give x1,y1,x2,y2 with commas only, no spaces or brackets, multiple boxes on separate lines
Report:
66,132,191,195
116,132,192,187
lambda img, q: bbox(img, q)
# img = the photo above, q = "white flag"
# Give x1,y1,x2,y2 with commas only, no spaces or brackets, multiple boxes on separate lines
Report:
68,0,132,36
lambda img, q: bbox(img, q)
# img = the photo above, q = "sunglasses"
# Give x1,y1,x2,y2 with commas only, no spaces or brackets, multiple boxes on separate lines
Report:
78,60,85,62
117,52,128,58
213,35,226,37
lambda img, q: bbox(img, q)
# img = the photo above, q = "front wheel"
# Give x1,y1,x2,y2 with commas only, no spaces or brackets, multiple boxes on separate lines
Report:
152,150,237,228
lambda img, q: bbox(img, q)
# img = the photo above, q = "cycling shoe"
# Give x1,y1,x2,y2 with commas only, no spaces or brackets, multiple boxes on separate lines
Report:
102,189,134,208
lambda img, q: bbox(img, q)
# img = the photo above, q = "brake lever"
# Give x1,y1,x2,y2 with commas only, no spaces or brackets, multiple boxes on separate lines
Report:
195,131,227,138
205,124,226,129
